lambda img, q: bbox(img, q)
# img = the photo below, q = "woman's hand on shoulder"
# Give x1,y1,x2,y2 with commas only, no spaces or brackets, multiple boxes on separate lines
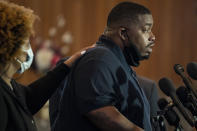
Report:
64,44,95,67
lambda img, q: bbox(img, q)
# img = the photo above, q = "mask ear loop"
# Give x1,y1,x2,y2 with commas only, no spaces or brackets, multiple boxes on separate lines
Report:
16,58,22,64
13,57,24,80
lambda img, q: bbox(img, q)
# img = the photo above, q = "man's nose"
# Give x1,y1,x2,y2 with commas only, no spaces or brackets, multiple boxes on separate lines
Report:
149,32,156,42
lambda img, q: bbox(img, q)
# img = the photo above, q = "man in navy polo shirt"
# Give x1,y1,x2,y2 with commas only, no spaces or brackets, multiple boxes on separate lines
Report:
52,1,156,131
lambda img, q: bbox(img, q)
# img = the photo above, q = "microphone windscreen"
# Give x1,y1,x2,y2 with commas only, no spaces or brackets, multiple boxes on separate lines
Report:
159,79,195,126
176,86,189,104
174,64,184,75
159,77,176,96
187,62,197,80
158,98,180,126
165,109,180,126
158,98,169,110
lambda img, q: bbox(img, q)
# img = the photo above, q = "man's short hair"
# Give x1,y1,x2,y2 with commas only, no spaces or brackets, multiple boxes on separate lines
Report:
107,2,151,27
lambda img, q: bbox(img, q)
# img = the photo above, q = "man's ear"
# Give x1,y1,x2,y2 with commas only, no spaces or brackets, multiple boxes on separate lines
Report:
118,28,127,41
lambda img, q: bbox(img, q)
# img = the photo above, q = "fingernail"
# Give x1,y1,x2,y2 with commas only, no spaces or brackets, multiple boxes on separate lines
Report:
80,50,86,55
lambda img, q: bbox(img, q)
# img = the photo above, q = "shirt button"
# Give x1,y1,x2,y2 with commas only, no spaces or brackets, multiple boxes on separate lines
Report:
31,120,34,124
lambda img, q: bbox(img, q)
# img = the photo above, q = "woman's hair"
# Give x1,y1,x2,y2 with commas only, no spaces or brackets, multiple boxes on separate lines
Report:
0,1,37,71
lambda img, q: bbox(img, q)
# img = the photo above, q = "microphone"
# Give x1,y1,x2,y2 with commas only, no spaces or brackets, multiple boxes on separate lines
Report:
159,77,195,127
176,86,197,117
158,98,170,110
187,62,197,80
158,98,183,130
151,100,167,131
174,64,197,99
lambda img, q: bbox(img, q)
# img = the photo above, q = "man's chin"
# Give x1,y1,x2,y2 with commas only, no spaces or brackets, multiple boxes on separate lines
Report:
140,54,150,60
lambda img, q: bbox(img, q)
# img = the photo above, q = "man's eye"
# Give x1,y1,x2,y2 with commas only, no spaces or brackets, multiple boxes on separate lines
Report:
143,29,151,33
143,29,148,32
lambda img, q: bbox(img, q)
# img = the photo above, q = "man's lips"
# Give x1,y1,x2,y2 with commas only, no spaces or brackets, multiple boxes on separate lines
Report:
147,42,155,53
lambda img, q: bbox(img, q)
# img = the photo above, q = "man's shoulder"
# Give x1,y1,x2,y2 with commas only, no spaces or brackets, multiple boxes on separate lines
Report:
137,76,156,87
71,46,123,79
79,46,119,65
87,46,115,58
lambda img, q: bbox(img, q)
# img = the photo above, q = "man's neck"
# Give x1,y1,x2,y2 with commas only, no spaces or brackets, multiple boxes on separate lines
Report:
103,28,124,50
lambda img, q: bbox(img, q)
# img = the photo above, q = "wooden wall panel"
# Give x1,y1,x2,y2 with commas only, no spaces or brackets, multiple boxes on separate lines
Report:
8,0,197,87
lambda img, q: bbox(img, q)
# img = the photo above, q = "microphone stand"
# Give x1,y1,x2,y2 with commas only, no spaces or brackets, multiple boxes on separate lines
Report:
159,116,167,131
154,111,167,131
175,124,184,131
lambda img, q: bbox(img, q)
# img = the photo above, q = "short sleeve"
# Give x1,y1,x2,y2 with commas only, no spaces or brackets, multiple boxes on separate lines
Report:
74,59,118,115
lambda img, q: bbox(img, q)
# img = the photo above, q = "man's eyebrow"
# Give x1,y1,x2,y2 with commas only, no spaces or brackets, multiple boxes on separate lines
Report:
144,23,152,26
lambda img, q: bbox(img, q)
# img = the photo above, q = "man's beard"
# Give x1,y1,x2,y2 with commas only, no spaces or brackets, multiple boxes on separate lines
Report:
123,41,149,67
141,53,150,60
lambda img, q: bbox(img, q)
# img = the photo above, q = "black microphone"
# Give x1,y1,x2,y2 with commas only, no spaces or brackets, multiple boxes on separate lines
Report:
176,86,197,117
152,98,167,131
187,62,197,80
159,77,195,127
158,98,183,130
158,98,170,110
174,64,197,99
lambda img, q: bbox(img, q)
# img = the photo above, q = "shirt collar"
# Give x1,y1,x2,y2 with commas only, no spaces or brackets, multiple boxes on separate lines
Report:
96,35,135,74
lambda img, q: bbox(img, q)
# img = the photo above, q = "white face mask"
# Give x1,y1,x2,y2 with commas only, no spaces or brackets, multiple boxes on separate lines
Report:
16,46,34,74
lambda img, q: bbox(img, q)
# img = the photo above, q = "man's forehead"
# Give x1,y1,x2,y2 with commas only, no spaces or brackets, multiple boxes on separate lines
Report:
126,14,153,29
137,14,153,26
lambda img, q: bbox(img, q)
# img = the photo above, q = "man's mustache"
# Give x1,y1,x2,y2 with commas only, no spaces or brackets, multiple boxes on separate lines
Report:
146,42,155,48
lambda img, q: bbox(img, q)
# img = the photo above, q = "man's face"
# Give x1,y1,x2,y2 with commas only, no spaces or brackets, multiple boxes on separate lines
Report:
126,14,155,60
